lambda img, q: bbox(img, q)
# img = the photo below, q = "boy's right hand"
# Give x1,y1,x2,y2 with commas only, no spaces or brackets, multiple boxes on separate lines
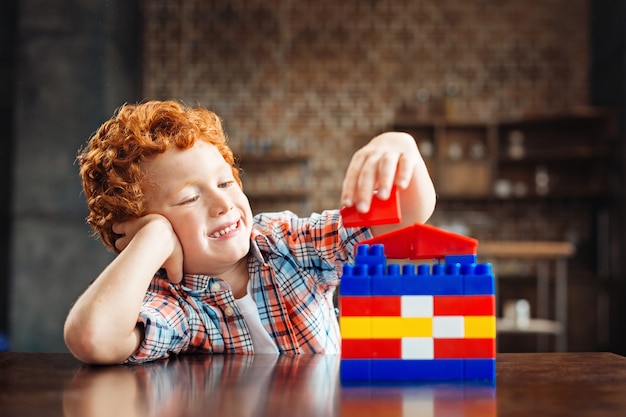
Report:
112,214,185,283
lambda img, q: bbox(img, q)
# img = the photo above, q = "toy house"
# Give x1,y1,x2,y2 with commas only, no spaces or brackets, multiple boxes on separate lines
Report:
339,195,496,382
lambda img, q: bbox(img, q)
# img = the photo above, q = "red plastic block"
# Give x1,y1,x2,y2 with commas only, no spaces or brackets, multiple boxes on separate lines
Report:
370,296,402,316
340,296,403,316
358,222,478,260
342,339,402,359
340,186,401,227
340,296,372,316
434,295,496,316
434,339,496,359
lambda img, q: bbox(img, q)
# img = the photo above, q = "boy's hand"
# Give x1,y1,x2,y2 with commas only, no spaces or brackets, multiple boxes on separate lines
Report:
112,214,185,283
341,132,419,213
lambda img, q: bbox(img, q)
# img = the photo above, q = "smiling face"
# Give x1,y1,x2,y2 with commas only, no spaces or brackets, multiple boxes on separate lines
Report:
140,141,253,278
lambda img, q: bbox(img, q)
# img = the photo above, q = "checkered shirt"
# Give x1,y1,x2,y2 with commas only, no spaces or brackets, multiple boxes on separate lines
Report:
126,209,370,363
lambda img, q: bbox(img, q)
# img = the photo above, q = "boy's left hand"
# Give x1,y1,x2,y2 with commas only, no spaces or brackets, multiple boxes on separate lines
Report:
341,132,419,213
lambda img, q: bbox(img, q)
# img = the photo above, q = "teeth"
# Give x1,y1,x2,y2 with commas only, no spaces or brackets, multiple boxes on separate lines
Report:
211,221,238,238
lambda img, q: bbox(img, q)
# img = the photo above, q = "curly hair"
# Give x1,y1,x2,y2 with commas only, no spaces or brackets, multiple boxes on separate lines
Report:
78,100,241,251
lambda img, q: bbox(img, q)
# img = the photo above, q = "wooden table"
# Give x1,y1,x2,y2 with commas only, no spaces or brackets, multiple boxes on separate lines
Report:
1,352,625,416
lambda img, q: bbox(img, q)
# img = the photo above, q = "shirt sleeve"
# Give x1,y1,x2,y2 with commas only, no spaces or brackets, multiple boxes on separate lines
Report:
253,209,372,286
125,275,231,364
305,209,372,267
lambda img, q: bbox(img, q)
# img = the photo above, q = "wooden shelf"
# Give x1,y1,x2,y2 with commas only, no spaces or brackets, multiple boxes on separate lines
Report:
497,318,563,335
479,241,575,259
393,110,615,200
238,152,311,214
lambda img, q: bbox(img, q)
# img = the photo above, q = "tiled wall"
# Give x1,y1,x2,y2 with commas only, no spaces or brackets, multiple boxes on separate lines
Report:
141,0,589,214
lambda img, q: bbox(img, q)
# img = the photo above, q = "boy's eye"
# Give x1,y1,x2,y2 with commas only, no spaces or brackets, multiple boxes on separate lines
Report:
218,181,234,189
180,195,199,205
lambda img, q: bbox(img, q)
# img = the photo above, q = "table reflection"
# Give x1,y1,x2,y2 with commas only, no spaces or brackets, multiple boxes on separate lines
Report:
61,354,495,417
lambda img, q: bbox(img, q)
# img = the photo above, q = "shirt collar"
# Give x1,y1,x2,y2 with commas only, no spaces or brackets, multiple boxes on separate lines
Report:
180,238,268,291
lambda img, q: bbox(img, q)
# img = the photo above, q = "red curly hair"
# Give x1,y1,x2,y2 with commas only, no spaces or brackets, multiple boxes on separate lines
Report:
78,100,241,251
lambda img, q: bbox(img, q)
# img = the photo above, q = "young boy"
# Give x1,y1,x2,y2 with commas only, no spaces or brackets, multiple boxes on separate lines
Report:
64,100,436,364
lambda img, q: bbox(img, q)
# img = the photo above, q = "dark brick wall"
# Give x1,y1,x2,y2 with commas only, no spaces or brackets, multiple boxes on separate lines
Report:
141,0,590,211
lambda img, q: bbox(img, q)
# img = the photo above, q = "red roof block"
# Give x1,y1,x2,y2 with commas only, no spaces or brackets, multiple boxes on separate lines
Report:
359,222,478,260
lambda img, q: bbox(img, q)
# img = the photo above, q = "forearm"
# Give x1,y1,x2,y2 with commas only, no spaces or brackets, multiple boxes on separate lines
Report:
64,225,175,364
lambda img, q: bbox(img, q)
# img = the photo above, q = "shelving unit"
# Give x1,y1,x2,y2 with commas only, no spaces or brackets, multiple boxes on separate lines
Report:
238,153,311,215
394,109,616,200
496,113,615,199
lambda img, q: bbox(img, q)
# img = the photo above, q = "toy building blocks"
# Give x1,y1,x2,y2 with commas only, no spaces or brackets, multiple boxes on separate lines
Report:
340,186,401,227
339,188,495,383
340,244,496,383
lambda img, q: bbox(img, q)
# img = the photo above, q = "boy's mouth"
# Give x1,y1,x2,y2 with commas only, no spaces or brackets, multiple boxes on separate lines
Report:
209,220,240,239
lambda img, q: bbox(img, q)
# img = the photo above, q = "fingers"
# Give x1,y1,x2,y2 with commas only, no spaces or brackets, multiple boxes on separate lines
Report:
375,152,399,199
341,132,420,213
112,222,130,252
341,150,365,208
394,151,415,190
114,235,129,252
113,215,185,284
342,149,408,213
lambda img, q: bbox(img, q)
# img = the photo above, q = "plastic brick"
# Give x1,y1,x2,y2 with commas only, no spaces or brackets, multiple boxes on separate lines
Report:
340,264,371,296
434,339,496,359
464,316,497,339
434,295,496,316
342,339,402,359
464,359,496,381
340,295,402,316
359,223,478,260
340,359,372,381
340,186,401,227
371,317,432,338
371,359,465,381
340,317,372,339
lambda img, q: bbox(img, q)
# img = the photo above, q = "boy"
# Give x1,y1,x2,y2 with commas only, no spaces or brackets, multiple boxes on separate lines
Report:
64,100,436,364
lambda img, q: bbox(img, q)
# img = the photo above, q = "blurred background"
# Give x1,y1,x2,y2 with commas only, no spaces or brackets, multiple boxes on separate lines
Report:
1,0,625,354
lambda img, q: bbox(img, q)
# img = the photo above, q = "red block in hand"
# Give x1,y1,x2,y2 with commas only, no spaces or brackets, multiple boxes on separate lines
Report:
340,186,401,227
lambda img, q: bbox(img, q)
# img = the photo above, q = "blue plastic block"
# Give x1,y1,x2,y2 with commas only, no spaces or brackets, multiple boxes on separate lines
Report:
341,264,371,295
340,359,372,380
371,264,403,295
445,254,477,265
355,244,387,268
463,263,495,295
400,263,463,295
342,240,494,296
371,359,465,381
464,359,496,381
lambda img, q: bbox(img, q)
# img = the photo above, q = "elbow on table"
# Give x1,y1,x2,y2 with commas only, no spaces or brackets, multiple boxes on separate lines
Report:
63,320,134,365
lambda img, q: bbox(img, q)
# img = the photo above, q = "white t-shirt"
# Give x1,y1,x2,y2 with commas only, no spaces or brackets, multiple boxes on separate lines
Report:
235,286,279,354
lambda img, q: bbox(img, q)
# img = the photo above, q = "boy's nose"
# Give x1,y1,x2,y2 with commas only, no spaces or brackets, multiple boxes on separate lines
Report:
209,194,232,217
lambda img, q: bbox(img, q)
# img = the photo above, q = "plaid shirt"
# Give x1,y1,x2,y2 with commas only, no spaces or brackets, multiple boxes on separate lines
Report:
127,209,371,363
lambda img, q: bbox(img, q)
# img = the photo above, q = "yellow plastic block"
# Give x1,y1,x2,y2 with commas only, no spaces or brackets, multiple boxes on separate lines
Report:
340,317,371,339
371,317,432,338
464,316,496,338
